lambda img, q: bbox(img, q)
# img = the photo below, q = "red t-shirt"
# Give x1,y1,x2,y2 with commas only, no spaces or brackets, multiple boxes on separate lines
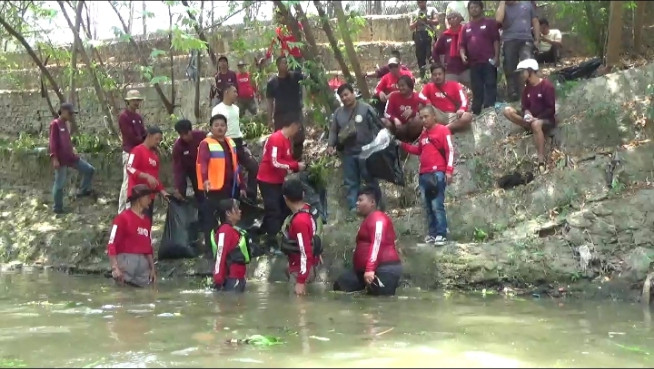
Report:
384,91,428,124
236,72,256,99
213,223,247,285
107,209,153,256
353,211,401,273
256,131,299,184
375,69,414,96
126,144,164,198
400,124,454,175
287,204,317,284
419,81,469,113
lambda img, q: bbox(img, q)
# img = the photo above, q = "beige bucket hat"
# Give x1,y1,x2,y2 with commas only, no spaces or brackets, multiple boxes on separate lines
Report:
124,89,144,101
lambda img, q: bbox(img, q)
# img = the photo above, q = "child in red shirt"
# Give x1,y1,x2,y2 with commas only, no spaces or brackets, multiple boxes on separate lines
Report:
212,198,251,292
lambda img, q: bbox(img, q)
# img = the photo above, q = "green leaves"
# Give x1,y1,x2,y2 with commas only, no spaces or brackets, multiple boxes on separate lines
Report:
170,27,206,52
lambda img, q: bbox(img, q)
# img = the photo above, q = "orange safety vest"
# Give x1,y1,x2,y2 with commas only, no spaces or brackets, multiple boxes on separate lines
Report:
196,137,239,192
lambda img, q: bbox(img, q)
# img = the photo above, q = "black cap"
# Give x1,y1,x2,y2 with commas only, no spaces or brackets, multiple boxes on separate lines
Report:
58,102,78,115
127,184,157,203
146,125,163,136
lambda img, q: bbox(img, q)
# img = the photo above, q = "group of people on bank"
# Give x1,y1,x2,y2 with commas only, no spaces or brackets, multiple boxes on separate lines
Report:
47,0,560,297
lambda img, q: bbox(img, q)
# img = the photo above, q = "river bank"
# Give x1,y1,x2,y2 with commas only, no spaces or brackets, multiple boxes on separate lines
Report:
1,63,654,302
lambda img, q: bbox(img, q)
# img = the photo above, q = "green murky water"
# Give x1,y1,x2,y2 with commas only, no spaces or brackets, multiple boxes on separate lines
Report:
0,271,653,368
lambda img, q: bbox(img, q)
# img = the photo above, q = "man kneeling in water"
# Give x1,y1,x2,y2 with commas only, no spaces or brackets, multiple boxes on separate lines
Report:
212,198,253,292
107,184,157,287
334,186,402,296
280,178,322,296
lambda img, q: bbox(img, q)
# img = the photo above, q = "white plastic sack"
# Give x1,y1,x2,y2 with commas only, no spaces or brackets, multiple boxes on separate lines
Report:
359,128,393,160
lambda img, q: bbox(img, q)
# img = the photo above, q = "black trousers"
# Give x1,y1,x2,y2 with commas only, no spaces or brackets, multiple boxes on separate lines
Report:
333,263,403,296
202,189,232,257
273,111,305,161
258,181,290,247
414,31,432,78
214,277,246,293
469,62,498,115
535,46,558,64
232,138,259,201
502,40,535,101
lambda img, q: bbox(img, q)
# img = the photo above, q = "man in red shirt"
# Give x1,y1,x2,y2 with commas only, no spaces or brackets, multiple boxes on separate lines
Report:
257,121,306,254
108,184,157,287
118,89,146,213
373,57,414,114
210,56,238,107
49,103,96,215
334,186,402,296
383,75,428,142
126,126,169,219
172,119,207,202
212,198,250,292
502,59,556,174
400,105,454,246
236,60,258,117
419,63,473,134
281,178,319,296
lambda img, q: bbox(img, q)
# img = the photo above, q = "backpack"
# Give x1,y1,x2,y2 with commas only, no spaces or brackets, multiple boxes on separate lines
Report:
279,205,324,257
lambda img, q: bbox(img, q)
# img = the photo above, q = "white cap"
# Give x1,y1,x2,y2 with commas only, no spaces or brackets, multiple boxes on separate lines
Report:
388,57,400,66
516,59,539,72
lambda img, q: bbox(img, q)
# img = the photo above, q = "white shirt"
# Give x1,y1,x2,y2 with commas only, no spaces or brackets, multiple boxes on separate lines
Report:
539,29,562,52
211,102,242,139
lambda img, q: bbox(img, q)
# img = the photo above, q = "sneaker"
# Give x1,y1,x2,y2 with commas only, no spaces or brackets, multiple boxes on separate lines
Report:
423,235,436,244
433,236,447,246
538,162,547,174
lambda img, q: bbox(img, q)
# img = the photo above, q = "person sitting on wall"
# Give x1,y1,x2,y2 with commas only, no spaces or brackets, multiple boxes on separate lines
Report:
535,18,562,65
383,75,428,143
502,58,556,175
372,57,415,116
366,50,410,79
107,184,157,288
333,185,402,296
419,63,473,134
212,198,253,293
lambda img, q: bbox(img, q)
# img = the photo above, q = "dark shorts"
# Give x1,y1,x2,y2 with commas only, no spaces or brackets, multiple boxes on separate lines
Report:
214,278,246,293
519,111,555,131
333,263,402,296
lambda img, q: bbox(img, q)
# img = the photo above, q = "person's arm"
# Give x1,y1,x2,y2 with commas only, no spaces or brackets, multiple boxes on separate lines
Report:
197,141,210,183
495,0,506,24
434,35,446,61
492,21,501,65
431,129,454,175
212,230,230,285
458,27,468,61
521,88,531,116
171,142,186,195
126,149,144,180
374,65,390,79
327,112,339,148
400,141,421,155
107,217,125,272
364,218,385,273
291,217,314,285
409,11,419,31
543,30,563,47
383,92,395,119
48,123,59,163
532,18,541,45
118,113,140,150
418,84,431,104
271,137,300,172
375,75,387,96
455,83,469,112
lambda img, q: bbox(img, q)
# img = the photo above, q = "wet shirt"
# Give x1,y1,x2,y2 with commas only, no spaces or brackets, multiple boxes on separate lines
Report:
118,109,146,153
501,1,537,41
48,118,79,167
126,144,164,198
172,130,207,194
353,210,401,273
266,72,304,115
213,223,246,285
460,17,501,65
107,209,153,256
384,92,428,124
257,130,299,184
400,124,454,175
287,204,317,284
522,78,556,122
420,81,469,113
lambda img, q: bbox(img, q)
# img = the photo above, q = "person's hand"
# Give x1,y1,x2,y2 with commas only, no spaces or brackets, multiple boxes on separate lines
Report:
393,117,403,127
149,268,157,285
145,174,159,189
240,189,248,199
298,162,306,171
493,56,500,67
52,158,60,169
160,190,170,202
446,173,453,184
327,146,336,155
401,107,413,119
363,271,375,285
112,266,124,284
203,180,211,190
172,190,185,201
524,112,534,123
294,283,306,296
461,54,468,64
379,92,388,103
456,109,465,118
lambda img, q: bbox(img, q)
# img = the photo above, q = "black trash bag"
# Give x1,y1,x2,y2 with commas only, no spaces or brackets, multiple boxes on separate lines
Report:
158,199,200,260
237,198,265,231
551,57,602,83
299,172,328,223
364,142,405,186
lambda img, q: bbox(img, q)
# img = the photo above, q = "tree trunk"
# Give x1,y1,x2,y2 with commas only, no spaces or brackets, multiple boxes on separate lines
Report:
181,0,217,71
633,1,647,53
142,1,147,36
194,1,204,122
313,0,353,83
108,0,175,114
292,4,321,60
67,0,84,135
605,1,624,67
333,1,370,100
127,1,134,34
167,4,176,109
0,15,65,102
373,1,383,15
58,0,118,136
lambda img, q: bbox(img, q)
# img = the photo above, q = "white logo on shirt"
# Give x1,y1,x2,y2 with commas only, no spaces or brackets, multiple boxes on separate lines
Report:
537,93,542,98
148,158,157,167
481,25,487,29
400,105,411,112
435,92,446,98
183,150,189,155
466,28,472,33
60,128,65,132
137,227,149,237
446,38,452,43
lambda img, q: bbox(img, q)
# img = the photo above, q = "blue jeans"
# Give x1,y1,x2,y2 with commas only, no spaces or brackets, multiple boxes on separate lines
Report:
418,171,447,238
52,159,95,211
342,154,379,211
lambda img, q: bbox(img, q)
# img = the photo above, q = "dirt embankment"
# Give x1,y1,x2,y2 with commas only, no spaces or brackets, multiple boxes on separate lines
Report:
2,63,654,301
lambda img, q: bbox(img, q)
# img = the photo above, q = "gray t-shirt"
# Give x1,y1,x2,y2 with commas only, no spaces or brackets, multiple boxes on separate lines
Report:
328,102,378,155
501,1,537,41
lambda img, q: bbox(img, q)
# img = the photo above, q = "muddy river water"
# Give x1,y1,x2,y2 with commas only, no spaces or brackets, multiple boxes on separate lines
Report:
0,271,652,368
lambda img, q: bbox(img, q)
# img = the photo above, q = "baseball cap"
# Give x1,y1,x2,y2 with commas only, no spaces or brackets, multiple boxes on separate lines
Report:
388,57,400,66
516,59,539,72
237,60,247,66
